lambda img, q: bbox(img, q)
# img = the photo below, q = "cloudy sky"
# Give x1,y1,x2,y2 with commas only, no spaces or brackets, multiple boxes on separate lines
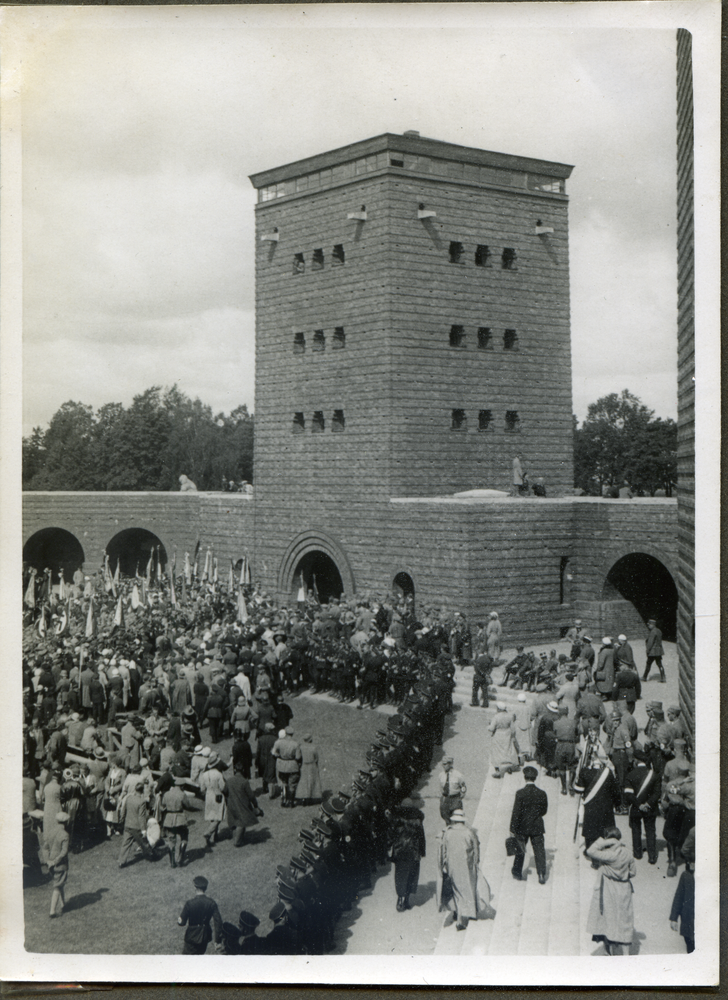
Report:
18,5,681,436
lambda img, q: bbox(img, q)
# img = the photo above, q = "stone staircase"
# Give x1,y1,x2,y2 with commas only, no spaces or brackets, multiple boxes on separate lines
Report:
434,726,687,958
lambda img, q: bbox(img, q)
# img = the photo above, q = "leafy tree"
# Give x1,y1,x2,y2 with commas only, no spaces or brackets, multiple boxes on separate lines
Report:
22,387,255,491
574,389,677,496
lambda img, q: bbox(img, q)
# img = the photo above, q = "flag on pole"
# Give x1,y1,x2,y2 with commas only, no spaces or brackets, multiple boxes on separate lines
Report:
244,554,252,586
131,583,141,609
146,551,153,585
104,555,114,593
113,560,120,588
237,589,248,623
85,597,96,638
169,567,177,607
58,570,66,601
156,547,162,582
312,573,319,602
184,551,191,585
181,572,187,602
213,557,218,584
140,577,147,605
239,557,246,588
38,605,47,637
24,569,37,609
114,594,125,628
193,540,201,580
228,562,234,593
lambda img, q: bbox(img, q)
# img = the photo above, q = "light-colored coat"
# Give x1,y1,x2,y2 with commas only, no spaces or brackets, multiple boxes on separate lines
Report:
488,710,519,766
199,766,226,822
586,836,636,945
438,822,480,920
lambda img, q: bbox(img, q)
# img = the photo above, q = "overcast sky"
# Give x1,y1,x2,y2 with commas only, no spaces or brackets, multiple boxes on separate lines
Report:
19,5,680,436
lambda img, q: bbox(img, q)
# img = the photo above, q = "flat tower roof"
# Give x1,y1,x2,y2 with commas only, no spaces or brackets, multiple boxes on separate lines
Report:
249,131,574,189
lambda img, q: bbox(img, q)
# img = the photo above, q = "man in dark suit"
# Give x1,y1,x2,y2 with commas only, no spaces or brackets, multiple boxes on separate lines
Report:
509,766,549,883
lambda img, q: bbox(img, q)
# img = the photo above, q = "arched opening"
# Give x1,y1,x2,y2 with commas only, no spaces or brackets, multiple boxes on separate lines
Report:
602,552,678,642
293,550,343,605
23,528,85,584
106,529,167,578
392,571,415,612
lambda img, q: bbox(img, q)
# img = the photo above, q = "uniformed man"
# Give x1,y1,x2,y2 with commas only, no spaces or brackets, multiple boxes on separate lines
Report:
177,875,223,954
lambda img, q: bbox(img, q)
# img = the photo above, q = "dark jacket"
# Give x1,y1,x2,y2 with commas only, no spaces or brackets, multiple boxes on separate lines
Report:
613,667,641,703
510,782,548,837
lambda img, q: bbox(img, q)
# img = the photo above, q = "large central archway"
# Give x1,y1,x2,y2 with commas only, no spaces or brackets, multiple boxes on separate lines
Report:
106,528,167,578
278,529,355,604
23,528,85,584
293,551,344,604
602,552,678,641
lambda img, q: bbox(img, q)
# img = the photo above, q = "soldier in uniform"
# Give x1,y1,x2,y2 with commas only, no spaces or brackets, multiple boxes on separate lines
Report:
624,748,661,864
177,875,223,954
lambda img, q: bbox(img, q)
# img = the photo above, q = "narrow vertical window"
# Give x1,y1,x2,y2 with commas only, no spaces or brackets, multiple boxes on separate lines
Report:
477,327,493,350
332,410,345,432
312,411,325,433
293,253,305,275
332,244,345,265
449,241,464,264
505,410,521,432
292,412,305,434
293,332,305,354
312,248,324,271
451,409,467,430
478,409,492,431
475,245,492,267
332,327,346,349
312,329,325,352
449,325,465,348
504,329,519,351
502,247,518,270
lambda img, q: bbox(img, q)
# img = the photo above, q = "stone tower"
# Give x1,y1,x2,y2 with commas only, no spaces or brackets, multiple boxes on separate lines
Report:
249,132,575,600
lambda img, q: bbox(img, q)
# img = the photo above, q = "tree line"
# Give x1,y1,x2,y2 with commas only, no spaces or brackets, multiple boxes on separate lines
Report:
23,385,254,491
23,385,676,496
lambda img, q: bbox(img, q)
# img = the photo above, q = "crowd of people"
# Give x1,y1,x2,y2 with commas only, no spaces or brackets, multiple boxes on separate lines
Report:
21,560,694,956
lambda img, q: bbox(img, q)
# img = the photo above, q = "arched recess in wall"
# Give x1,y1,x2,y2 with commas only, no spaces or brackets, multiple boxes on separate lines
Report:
601,552,678,642
278,530,355,605
106,528,168,578
23,528,85,584
392,571,416,611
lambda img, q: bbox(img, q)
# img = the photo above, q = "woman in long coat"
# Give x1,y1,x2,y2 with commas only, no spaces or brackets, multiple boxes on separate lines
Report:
488,703,520,777
199,755,227,846
486,613,503,661
40,770,64,864
223,769,262,847
295,734,322,804
513,692,533,760
102,755,127,837
437,810,480,930
585,828,637,955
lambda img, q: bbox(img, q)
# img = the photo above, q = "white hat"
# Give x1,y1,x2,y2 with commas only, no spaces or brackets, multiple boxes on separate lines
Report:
618,634,627,642
517,692,527,702
495,701,507,711
602,637,612,645
278,729,287,739
201,747,211,758
449,809,466,823
547,701,560,713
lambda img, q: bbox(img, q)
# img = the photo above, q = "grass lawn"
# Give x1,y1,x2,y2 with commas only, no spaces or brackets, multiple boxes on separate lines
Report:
24,694,387,954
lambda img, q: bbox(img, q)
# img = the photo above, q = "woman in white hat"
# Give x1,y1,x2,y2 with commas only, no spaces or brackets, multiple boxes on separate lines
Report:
488,703,520,778
437,809,482,931
486,612,503,661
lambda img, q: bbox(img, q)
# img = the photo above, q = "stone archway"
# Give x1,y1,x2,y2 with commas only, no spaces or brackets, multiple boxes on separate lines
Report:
106,528,168,578
278,529,355,604
602,552,678,642
23,527,85,584
392,571,416,611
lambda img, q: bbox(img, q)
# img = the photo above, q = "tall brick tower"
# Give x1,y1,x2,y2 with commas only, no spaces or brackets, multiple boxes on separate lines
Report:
249,133,575,600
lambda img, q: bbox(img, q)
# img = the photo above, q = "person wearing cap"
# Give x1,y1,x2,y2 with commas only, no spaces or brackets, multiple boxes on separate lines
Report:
643,619,665,683
223,765,263,847
48,811,70,918
594,638,616,703
666,704,692,750
612,656,642,714
438,809,481,931
503,646,529,689
389,796,426,911
578,635,595,674
178,876,223,954
295,734,322,805
200,753,227,847
488,703,520,778
438,757,467,822
614,633,636,670
535,702,559,775
255,722,278,797
510,766,549,883
161,780,197,867
272,727,302,808
190,745,210,784
101,753,127,838
585,826,636,956
118,781,152,868
669,828,695,952
624,750,661,864
222,910,262,955
471,651,494,708
575,684,607,738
